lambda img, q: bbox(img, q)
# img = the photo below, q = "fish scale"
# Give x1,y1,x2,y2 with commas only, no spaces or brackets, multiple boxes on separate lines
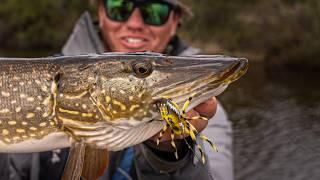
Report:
0,70,57,144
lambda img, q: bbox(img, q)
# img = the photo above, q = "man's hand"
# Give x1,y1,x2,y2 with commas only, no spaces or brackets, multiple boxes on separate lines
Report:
149,97,217,146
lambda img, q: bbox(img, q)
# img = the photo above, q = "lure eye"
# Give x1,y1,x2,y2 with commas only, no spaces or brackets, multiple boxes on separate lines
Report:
132,61,153,78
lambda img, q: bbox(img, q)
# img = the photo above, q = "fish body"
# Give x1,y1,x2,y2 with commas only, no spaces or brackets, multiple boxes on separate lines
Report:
0,52,248,153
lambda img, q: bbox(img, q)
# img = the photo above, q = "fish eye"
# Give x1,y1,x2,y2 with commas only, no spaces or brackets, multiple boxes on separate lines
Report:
132,61,153,78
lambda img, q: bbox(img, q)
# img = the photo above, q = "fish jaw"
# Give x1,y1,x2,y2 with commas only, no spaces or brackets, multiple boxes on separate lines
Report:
149,55,249,107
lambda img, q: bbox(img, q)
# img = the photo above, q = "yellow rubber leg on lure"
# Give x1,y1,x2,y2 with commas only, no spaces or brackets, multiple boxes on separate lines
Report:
185,121,208,164
182,93,197,113
185,121,198,141
185,116,218,164
156,123,169,145
181,93,208,121
170,129,178,159
196,144,206,164
200,134,218,152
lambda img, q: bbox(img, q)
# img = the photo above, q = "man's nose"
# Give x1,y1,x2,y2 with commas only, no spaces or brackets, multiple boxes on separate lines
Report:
126,8,146,30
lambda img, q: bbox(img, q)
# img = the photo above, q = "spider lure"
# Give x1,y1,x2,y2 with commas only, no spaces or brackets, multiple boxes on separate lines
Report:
156,95,218,163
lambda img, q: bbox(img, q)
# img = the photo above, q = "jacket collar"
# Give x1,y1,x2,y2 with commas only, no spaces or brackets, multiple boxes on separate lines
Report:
62,11,106,56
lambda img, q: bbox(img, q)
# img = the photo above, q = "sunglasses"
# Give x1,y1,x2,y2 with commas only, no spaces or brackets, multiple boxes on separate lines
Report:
104,0,177,26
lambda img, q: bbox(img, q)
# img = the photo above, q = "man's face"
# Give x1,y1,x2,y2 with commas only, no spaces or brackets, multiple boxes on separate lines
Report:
98,2,180,53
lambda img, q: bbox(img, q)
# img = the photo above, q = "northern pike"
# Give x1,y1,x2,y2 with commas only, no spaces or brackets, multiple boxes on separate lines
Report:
0,52,248,179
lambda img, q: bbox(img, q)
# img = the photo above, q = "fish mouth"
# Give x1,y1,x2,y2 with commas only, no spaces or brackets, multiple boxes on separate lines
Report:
152,57,248,109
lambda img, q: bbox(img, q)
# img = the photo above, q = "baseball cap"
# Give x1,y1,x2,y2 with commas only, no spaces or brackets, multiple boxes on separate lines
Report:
163,0,193,19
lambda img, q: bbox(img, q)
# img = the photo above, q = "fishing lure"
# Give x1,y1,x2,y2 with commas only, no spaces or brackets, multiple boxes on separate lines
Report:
156,94,218,163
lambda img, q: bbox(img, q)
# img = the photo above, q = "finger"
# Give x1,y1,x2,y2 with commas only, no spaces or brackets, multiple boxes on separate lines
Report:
184,109,208,133
189,120,208,133
193,96,217,119
185,109,201,117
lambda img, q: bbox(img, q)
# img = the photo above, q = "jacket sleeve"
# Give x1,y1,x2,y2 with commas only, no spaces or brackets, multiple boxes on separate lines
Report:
202,102,234,180
0,154,9,179
134,141,213,180
2,153,37,180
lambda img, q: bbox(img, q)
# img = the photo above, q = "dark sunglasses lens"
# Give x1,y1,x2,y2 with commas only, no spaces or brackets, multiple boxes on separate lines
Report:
105,0,134,21
140,2,170,25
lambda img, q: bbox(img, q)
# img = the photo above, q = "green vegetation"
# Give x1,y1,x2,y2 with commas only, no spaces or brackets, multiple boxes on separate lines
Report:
182,0,320,68
0,0,319,68
0,0,88,54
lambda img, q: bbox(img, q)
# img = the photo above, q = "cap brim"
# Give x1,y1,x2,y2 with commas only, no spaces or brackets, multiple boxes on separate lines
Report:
177,1,193,19
164,0,193,19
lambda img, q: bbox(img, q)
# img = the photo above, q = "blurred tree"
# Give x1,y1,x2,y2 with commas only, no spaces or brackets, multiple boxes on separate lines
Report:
0,0,88,54
0,0,319,67
181,0,320,68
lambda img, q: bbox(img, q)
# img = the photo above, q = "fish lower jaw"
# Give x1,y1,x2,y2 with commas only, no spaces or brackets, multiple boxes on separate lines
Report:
155,84,228,111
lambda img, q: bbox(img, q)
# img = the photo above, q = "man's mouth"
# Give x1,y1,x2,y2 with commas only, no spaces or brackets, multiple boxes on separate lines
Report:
121,37,148,50
126,37,144,43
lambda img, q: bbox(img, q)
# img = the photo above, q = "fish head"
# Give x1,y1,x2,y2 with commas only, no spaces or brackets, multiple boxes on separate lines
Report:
91,53,248,127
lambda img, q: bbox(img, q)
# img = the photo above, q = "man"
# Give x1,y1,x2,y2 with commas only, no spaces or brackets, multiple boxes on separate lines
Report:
4,0,233,179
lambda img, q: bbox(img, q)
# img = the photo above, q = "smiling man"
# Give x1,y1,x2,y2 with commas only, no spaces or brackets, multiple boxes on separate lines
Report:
98,0,181,52
3,1,234,180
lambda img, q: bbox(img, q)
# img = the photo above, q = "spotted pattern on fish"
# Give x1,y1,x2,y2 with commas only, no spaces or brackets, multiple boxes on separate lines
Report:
0,53,248,151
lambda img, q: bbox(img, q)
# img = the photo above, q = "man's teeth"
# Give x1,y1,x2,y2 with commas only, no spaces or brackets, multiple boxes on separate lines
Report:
126,38,143,43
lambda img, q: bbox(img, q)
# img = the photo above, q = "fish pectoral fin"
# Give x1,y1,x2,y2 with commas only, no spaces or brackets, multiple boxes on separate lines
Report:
82,146,109,180
61,141,109,180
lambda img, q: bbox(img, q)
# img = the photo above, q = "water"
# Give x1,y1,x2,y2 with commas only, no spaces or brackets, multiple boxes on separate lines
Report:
220,63,320,180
